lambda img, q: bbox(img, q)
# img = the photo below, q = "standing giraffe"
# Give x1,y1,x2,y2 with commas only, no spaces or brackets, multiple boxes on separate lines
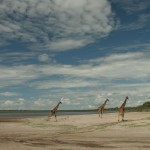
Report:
98,99,109,118
118,96,129,122
47,98,63,121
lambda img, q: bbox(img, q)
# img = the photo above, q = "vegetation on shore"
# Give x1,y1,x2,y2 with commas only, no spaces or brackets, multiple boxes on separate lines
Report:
106,101,150,112
128,101,150,112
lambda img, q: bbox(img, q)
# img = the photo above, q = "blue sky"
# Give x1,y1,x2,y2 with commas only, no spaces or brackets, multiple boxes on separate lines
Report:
0,0,150,110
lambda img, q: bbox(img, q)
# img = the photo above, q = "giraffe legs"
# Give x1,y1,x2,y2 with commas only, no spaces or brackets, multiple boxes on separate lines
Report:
118,113,120,122
98,112,100,118
118,112,124,122
98,110,100,118
47,111,55,121
47,111,58,122
98,111,103,118
101,111,103,118
54,113,57,122
121,113,124,121
47,112,53,121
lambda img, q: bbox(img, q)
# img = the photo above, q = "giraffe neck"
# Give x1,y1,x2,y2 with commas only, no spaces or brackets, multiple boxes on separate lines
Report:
103,100,108,107
53,102,61,112
120,98,127,108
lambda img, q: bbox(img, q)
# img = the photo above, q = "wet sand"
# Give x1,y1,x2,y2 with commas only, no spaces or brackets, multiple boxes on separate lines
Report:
0,112,150,150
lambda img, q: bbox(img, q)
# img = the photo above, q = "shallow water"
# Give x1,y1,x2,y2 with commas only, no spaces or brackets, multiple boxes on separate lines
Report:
0,111,99,118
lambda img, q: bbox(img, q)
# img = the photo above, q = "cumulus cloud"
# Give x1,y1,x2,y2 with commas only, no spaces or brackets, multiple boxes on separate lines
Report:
0,65,39,87
61,98,71,105
0,51,150,87
3,100,14,106
30,78,96,89
38,54,49,62
0,92,19,97
0,98,25,109
34,99,52,107
0,50,150,108
0,0,116,51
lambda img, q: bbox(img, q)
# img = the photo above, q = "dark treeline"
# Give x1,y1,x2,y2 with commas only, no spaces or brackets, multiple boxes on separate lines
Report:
107,101,150,112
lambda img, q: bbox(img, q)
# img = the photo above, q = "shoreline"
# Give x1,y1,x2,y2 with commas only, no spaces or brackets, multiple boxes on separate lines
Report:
1,109,149,118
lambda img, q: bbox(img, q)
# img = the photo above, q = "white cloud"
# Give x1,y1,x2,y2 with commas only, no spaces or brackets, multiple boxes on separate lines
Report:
86,51,150,79
50,39,88,51
0,0,116,51
88,105,95,109
0,50,150,108
0,65,39,87
30,78,96,89
121,14,150,31
3,100,14,106
18,98,25,105
62,98,71,105
0,51,150,87
38,54,49,62
112,0,150,14
111,0,150,31
0,92,19,97
33,98,52,106
0,98,25,109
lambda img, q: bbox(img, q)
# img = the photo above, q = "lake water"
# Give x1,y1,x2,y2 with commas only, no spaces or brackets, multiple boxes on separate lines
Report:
0,111,98,118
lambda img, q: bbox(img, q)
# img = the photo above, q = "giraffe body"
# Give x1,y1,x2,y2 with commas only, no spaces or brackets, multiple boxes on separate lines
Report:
118,96,128,121
98,99,109,118
47,101,62,121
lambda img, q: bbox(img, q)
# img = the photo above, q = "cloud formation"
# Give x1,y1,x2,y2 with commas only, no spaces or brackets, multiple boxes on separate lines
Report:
0,98,25,109
0,0,116,51
0,1,149,109
0,92,19,97
0,50,150,108
112,0,150,31
112,0,150,14
38,54,49,62
0,51,150,87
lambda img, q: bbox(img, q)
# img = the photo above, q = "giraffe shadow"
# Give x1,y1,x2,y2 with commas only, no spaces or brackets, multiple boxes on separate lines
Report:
122,119,128,122
118,119,130,123
122,119,135,123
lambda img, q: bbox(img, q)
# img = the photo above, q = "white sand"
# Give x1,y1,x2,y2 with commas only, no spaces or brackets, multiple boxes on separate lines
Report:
0,112,150,150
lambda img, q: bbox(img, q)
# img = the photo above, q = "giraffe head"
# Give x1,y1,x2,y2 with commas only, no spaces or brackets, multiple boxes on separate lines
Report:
59,101,62,104
106,98,109,102
59,97,63,104
126,96,129,100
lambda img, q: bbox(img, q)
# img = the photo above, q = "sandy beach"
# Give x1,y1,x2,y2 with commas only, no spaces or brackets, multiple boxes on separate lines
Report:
0,112,150,150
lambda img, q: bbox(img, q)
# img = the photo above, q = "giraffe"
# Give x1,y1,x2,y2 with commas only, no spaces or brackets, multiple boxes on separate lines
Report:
47,98,63,121
118,96,129,122
98,99,109,118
